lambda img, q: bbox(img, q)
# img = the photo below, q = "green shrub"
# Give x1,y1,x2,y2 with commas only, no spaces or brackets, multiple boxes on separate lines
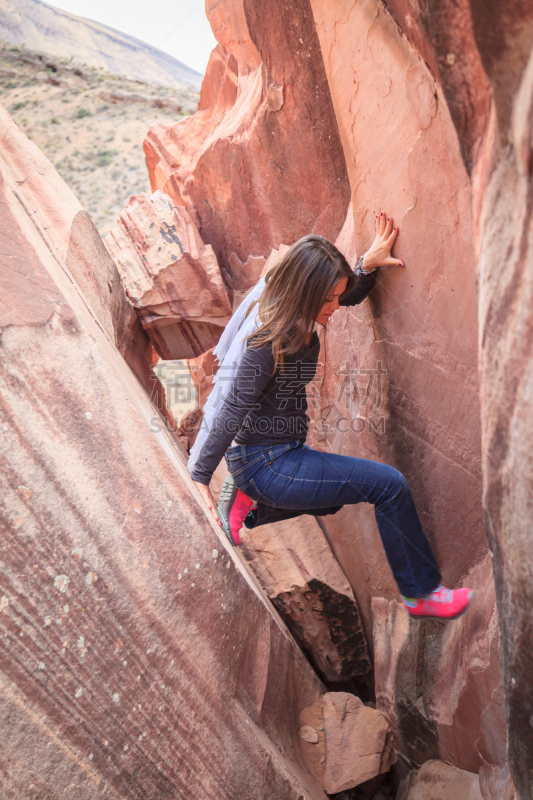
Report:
11,101,27,111
76,107,91,118
96,149,115,166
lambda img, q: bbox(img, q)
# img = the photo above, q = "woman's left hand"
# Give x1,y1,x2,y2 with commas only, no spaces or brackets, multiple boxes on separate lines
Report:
192,480,223,527
362,211,405,271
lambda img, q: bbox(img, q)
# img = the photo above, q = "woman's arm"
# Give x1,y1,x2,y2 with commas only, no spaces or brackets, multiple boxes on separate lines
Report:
189,341,275,523
339,265,378,307
189,342,274,485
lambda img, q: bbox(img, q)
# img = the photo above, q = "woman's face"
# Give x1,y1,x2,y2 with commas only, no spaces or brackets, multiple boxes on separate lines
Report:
315,276,348,325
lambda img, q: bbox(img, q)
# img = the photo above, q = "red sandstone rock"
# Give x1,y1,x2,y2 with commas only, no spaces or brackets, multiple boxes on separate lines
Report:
322,692,390,793
106,190,232,359
187,346,218,408
298,3,505,790
227,251,268,308
175,407,204,451
158,0,509,790
298,694,393,793
372,554,505,774
308,0,486,607
0,106,179,437
143,0,351,272
469,9,533,798
170,0,533,790
405,760,483,800
75,0,533,795
240,514,371,682
207,455,370,683
0,109,329,799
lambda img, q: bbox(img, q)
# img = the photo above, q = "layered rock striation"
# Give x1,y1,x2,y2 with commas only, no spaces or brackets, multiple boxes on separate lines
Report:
3,0,533,796
134,1,533,798
0,107,329,800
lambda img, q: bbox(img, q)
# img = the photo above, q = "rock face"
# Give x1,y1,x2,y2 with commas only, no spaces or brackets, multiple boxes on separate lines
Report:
139,1,533,798
0,109,330,799
241,514,371,682
372,554,506,778
143,0,351,273
187,347,218,409
473,24,533,800
106,190,232,359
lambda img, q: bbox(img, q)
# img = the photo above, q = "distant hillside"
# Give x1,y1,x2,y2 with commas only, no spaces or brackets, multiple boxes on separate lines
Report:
0,42,199,236
0,0,203,90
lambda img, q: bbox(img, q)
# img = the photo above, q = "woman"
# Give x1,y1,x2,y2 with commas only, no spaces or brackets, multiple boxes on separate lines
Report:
189,213,473,620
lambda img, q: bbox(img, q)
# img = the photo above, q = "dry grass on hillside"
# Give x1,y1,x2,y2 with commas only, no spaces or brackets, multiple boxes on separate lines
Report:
0,42,199,236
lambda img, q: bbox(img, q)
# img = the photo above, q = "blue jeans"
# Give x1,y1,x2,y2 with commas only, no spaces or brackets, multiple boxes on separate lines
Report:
225,439,441,598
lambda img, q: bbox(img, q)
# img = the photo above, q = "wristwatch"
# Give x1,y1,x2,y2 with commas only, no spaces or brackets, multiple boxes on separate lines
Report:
355,255,378,276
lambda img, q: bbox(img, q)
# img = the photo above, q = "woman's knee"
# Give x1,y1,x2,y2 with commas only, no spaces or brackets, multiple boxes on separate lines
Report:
379,464,410,499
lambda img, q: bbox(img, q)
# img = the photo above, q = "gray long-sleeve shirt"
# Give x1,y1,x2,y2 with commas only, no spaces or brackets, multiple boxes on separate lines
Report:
188,269,377,485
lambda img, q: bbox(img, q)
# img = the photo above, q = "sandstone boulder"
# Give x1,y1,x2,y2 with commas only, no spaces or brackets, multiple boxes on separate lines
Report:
301,2,503,790
240,514,371,682
473,24,533,800
106,190,232,359
322,692,390,793
405,760,483,800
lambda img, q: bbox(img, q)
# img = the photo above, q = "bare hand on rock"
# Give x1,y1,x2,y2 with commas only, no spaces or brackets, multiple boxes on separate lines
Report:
362,211,405,271
193,480,223,527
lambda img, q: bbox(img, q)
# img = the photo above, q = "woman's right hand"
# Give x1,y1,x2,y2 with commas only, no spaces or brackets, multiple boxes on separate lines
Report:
192,480,223,527
362,211,405,271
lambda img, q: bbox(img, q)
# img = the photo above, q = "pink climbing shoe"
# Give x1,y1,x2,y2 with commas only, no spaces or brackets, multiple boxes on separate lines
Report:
401,585,474,620
217,474,256,546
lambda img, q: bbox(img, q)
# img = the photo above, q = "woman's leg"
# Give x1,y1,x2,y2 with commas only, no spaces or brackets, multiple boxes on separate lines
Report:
230,440,440,598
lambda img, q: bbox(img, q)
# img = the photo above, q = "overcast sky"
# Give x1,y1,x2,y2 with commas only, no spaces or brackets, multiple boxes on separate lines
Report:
49,0,217,74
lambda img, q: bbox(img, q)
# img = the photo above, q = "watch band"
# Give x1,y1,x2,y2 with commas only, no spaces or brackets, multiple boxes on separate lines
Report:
356,255,378,275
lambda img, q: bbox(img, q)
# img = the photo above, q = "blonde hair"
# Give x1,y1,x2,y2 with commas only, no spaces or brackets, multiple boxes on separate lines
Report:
245,234,356,374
